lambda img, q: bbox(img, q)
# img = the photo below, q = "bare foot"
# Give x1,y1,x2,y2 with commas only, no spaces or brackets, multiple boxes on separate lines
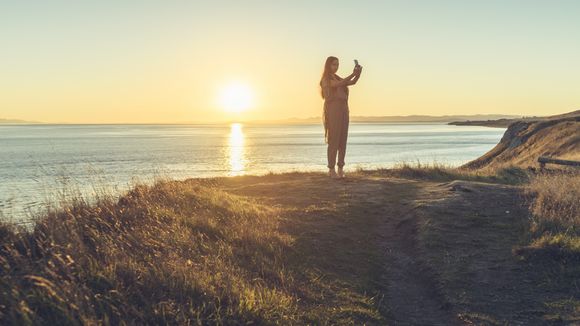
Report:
328,168,339,178
337,167,345,178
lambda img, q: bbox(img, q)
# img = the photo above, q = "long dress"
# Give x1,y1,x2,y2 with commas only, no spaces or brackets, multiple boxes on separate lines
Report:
321,75,350,169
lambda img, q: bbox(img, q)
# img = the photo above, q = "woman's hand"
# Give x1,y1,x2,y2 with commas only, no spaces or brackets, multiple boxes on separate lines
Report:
346,66,362,86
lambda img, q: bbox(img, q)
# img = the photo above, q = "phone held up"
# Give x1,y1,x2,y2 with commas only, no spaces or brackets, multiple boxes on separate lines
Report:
354,59,359,67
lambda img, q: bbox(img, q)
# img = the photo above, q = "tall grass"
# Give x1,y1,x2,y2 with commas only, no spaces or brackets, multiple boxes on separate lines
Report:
522,170,580,255
0,177,300,324
357,159,531,185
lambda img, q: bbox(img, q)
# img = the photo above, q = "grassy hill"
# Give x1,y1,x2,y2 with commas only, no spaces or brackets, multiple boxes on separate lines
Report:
1,162,578,324
461,113,580,170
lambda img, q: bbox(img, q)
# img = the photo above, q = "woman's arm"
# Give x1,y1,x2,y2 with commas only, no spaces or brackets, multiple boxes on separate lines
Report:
346,66,362,86
328,70,358,87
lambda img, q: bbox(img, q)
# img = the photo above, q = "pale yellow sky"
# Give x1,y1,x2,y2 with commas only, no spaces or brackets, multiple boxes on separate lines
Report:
1,1,579,123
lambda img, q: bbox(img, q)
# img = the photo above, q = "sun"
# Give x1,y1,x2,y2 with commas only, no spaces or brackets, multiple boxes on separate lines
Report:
218,82,254,113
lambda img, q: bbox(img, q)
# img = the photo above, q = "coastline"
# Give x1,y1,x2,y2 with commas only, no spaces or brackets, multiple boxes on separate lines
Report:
1,111,578,324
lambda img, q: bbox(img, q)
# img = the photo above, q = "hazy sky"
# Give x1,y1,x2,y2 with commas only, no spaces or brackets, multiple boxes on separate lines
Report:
1,0,579,123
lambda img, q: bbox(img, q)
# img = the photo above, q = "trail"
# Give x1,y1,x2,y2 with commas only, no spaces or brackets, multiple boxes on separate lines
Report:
358,178,461,325
218,172,569,325
223,173,463,324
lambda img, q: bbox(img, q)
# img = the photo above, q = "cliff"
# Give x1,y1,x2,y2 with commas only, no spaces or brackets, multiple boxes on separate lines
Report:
461,113,580,170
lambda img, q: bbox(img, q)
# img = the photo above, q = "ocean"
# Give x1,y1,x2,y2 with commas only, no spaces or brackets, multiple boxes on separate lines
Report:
0,123,505,225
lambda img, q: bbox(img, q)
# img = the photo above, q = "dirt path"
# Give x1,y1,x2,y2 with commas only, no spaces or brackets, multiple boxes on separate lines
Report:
216,172,574,324
220,173,463,324
375,195,459,325
347,176,461,325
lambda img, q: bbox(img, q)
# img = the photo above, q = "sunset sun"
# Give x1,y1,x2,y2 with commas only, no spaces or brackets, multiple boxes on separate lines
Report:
218,82,254,113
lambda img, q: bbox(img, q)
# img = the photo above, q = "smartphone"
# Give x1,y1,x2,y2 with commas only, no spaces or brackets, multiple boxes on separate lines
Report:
354,59,359,67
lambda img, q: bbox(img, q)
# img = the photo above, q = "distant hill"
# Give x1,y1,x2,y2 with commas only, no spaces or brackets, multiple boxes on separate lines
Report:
0,118,42,124
241,114,521,124
2,115,523,125
461,111,580,170
449,109,580,128
543,109,580,120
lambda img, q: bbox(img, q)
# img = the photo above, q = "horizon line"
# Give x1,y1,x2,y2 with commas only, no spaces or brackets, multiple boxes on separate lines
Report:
0,113,537,125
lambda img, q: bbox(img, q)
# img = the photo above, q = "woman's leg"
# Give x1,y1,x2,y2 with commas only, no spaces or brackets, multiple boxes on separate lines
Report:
326,105,340,170
327,139,338,169
337,108,349,169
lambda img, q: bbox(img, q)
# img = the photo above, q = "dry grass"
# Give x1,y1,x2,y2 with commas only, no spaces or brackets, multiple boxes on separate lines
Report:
0,170,393,325
0,178,302,325
1,162,577,324
357,160,531,185
521,170,580,256
526,171,580,228
517,170,580,321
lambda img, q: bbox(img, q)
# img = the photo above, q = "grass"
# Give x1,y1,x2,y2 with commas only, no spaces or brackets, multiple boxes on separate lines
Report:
519,169,580,259
356,160,531,185
520,169,580,324
1,161,578,324
1,179,300,324
0,171,393,325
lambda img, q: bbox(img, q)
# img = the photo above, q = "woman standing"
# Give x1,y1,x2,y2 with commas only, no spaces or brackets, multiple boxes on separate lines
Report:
320,56,362,178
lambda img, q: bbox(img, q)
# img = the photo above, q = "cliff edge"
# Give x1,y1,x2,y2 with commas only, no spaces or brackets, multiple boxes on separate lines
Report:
461,111,580,170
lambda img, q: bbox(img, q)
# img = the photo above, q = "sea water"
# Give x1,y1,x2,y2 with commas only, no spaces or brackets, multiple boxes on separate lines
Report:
0,123,505,225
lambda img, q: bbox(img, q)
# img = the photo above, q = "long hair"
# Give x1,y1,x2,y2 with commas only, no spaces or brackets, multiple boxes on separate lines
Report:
319,56,338,99
320,56,339,144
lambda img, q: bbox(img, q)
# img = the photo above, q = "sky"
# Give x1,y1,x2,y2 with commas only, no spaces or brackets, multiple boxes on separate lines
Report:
1,0,579,123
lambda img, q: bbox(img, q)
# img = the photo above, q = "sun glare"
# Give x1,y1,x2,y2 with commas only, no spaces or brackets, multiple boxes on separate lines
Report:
218,82,254,113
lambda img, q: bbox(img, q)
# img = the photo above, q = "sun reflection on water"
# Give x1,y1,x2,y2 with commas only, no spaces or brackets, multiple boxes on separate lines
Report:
227,123,245,175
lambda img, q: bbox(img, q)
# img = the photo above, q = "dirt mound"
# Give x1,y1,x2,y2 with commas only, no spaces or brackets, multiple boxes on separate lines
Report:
461,114,580,170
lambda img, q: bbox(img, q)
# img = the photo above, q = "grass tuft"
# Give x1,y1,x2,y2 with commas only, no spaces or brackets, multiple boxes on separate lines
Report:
357,160,531,185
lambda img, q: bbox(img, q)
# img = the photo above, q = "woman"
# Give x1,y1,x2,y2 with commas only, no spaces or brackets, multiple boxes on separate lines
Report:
319,56,362,178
